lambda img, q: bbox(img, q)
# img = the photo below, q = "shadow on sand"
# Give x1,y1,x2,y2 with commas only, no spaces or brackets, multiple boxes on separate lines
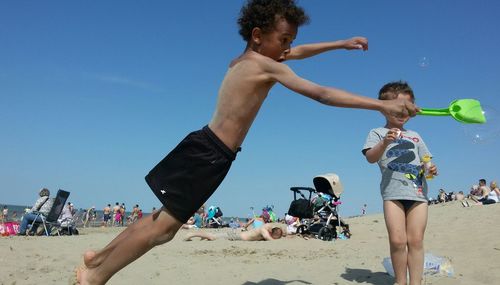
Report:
242,279,312,285
340,268,394,285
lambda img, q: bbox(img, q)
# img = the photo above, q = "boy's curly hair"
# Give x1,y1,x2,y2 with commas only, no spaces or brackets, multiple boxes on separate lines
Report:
378,81,415,102
238,0,309,41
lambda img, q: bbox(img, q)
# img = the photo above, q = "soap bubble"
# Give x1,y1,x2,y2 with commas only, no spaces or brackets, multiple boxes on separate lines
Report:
418,56,430,68
462,104,500,144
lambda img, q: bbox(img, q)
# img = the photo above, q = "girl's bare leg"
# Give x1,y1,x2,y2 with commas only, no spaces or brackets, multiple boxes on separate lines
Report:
406,202,428,285
384,201,408,285
76,207,183,285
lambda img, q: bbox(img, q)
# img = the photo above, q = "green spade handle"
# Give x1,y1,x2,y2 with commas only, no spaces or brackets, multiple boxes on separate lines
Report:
418,108,451,116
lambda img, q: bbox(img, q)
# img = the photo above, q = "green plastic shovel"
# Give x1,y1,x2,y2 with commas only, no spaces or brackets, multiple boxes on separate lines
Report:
418,99,486,124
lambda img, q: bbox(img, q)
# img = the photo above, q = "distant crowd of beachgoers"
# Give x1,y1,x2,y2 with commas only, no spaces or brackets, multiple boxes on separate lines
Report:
428,178,500,207
2,178,498,237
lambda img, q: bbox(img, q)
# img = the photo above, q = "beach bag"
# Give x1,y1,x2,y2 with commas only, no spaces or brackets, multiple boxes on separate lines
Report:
288,199,313,218
383,253,454,278
0,222,20,236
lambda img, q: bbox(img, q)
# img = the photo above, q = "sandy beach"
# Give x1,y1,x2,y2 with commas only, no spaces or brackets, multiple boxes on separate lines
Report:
1,201,499,285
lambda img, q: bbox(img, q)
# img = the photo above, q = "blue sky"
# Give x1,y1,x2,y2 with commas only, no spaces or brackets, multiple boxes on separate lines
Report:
1,0,499,218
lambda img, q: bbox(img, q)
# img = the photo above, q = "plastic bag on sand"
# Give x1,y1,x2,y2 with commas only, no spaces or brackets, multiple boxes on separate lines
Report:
382,253,454,277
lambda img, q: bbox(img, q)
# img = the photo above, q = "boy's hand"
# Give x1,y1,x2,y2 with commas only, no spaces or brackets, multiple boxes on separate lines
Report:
343,37,368,51
429,164,438,176
381,97,419,119
383,128,400,145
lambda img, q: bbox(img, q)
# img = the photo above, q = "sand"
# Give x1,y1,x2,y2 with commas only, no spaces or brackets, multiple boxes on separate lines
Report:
1,201,499,285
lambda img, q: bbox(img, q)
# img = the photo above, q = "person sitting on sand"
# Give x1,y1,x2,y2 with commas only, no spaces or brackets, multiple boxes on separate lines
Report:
464,181,499,207
181,216,197,229
437,189,446,203
184,223,284,241
469,179,491,203
455,191,465,201
482,185,499,205
468,184,480,197
59,202,78,235
490,181,500,196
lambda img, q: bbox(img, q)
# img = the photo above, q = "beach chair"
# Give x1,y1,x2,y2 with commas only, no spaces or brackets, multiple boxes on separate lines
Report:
30,189,70,236
206,206,223,228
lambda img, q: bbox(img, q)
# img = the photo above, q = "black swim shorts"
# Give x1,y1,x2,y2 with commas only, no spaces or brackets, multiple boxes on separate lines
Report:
145,125,239,223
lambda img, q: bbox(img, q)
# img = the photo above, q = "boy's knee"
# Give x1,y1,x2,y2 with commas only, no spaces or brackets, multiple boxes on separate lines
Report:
407,236,424,249
389,236,407,250
151,229,177,246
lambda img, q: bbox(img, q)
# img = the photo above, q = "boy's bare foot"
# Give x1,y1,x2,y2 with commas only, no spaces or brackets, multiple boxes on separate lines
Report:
75,264,88,285
75,251,100,285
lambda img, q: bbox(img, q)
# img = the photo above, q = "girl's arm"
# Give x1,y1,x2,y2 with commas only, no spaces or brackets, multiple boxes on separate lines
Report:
493,188,500,196
286,37,368,60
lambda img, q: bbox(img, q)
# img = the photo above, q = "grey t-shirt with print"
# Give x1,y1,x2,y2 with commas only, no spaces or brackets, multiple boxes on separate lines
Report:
363,128,432,202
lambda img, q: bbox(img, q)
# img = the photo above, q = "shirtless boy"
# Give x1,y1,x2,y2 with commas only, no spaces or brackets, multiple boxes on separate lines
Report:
184,223,284,241
77,1,417,284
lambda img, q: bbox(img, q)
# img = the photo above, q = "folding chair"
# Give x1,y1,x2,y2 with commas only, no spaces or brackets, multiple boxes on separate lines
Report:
30,189,70,236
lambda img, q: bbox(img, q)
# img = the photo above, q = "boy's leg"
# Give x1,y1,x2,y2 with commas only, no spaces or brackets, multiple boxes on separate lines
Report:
76,207,183,285
383,200,408,285
405,202,428,285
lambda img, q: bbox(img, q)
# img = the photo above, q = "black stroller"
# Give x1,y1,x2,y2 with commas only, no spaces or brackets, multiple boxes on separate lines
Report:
288,173,350,241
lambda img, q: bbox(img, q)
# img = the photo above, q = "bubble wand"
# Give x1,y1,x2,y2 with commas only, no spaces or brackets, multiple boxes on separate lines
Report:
418,99,486,124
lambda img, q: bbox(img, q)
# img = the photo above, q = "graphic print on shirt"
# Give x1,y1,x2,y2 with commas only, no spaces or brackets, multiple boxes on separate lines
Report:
386,138,424,194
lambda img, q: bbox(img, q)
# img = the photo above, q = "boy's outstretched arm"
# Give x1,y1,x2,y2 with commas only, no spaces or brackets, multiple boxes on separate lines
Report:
286,37,368,60
267,61,418,117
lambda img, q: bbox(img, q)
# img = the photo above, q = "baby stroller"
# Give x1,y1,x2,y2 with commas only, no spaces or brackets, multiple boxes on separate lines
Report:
288,173,350,241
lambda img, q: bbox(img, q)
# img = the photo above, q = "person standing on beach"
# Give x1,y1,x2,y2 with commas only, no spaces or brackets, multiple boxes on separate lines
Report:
112,202,120,225
1,205,8,222
83,207,96,228
77,1,418,284
362,81,437,285
102,204,111,227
